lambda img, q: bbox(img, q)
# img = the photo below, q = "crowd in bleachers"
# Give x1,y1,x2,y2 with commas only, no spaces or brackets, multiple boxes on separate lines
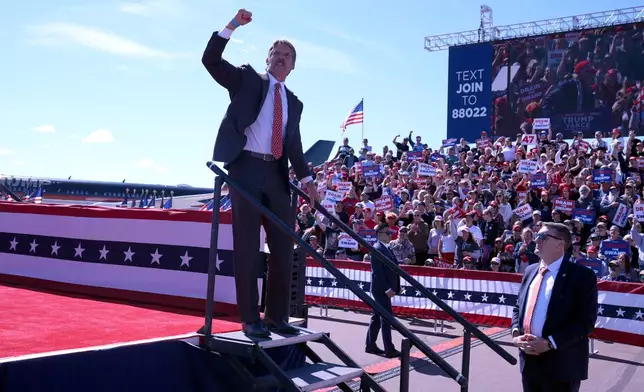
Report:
292,129,644,284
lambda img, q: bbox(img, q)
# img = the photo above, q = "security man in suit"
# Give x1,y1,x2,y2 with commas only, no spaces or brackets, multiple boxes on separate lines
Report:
511,222,598,392
202,8,319,338
365,222,402,358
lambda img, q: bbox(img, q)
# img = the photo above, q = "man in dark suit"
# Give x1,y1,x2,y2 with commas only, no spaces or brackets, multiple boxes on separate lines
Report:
202,8,319,338
365,222,402,358
511,222,598,392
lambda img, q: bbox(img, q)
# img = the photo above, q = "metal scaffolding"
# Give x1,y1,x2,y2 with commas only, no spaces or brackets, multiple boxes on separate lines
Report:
424,5,644,52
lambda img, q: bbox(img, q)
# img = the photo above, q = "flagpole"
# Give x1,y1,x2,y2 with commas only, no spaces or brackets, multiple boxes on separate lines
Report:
361,97,364,141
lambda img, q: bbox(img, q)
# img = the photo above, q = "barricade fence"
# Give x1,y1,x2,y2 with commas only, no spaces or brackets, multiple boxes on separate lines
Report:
304,258,644,348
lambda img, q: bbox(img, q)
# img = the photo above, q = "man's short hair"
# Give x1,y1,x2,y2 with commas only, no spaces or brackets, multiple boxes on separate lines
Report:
269,40,297,64
375,222,389,233
543,222,572,249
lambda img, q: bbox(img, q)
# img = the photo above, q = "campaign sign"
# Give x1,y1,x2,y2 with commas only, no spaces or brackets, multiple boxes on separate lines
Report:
418,163,436,177
446,43,493,141
361,161,380,178
572,208,595,225
530,173,547,188
553,198,574,215
600,239,631,259
476,138,491,150
592,169,613,183
407,151,423,162
336,181,353,194
533,118,550,130
513,203,533,221
634,204,644,222
521,134,538,146
612,203,629,228
374,196,394,213
442,138,458,147
324,190,345,203
577,258,604,278
338,233,358,249
517,160,538,174
358,229,377,245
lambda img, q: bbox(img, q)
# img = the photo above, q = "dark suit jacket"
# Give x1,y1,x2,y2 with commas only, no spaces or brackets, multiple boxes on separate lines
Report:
370,242,400,296
201,32,311,190
511,258,598,382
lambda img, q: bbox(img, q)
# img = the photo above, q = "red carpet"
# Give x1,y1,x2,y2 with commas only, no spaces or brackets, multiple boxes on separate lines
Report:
0,284,241,359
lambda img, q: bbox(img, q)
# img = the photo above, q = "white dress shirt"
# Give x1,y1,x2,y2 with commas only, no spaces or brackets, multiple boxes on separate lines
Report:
523,255,564,348
217,27,312,184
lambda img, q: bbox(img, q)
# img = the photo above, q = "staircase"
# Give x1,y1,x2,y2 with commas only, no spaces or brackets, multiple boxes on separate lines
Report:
203,324,383,392
202,161,517,392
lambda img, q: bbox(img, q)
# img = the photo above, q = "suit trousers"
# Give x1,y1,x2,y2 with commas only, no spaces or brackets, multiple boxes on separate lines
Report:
521,374,581,392
228,153,293,324
365,292,395,351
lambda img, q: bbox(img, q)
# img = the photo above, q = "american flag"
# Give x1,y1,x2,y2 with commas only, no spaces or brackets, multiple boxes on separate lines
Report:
340,99,364,131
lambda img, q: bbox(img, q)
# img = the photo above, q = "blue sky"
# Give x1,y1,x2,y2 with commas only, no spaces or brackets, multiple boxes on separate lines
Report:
0,1,639,187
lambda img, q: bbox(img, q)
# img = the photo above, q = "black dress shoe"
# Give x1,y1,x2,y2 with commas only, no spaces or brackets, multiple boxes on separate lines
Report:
263,319,299,335
385,349,402,358
365,346,385,355
242,321,271,338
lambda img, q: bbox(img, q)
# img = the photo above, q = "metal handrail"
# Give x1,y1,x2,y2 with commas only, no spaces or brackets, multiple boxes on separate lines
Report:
289,183,518,366
206,161,469,387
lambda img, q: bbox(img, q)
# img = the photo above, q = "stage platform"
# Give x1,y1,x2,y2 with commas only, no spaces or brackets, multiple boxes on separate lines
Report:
0,284,306,392
0,283,240,360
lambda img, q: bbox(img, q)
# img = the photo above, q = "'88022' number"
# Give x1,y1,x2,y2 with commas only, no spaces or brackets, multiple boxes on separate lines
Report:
451,107,487,119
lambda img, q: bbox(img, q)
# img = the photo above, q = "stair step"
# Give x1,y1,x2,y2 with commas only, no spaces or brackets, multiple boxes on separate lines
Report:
206,327,326,357
259,361,364,392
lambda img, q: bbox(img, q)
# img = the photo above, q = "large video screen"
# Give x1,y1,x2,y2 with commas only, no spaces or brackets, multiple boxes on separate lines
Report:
446,22,644,141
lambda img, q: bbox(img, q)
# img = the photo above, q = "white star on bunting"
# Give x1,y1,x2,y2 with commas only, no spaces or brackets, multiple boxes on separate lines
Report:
51,241,60,256
150,248,163,265
123,247,135,262
29,239,38,253
216,254,225,271
498,295,506,304
180,250,192,267
616,308,625,317
9,237,18,251
99,245,109,260
634,310,643,320
74,243,85,259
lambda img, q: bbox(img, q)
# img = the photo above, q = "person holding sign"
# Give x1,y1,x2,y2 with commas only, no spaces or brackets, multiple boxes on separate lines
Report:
365,223,401,358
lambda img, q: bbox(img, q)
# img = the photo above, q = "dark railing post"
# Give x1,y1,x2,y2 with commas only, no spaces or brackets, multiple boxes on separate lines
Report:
399,338,411,392
204,176,223,337
460,330,471,392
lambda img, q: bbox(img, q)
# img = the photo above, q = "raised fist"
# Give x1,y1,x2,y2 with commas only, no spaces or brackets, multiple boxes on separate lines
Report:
233,8,252,26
